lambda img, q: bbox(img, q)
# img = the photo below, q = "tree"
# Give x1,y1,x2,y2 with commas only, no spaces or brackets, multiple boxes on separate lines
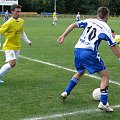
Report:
57,0,66,13
19,0,31,12
18,0,120,15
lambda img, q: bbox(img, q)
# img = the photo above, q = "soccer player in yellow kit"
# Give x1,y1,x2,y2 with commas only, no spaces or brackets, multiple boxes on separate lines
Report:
0,4,32,83
111,29,120,48
115,36,120,48
52,11,57,26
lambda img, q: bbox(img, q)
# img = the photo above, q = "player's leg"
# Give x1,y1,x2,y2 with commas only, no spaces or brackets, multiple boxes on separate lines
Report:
98,70,113,112
0,62,12,77
61,48,85,100
55,21,57,25
52,17,55,25
81,50,113,112
98,70,109,105
61,48,87,100
61,72,85,100
65,72,85,94
55,17,57,25
0,50,20,80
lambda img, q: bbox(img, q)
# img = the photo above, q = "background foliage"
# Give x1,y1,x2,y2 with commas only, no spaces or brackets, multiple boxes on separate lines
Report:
18,0,120,15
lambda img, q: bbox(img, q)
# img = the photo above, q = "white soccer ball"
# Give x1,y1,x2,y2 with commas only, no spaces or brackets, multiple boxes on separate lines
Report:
92,88,101,101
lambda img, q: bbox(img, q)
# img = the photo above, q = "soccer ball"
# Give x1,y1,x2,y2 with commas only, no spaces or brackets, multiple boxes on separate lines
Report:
92,88,100,101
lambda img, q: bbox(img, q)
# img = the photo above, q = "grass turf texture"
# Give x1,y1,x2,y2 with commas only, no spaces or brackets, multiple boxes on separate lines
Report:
0,17,120,120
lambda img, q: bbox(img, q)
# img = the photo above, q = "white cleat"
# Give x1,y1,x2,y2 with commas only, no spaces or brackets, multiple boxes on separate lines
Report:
61,92,68,101
98,102,113,112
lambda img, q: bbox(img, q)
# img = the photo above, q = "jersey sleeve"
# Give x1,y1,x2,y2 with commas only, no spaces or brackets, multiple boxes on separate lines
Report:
106,28,116,46
75,19,88,29
0,22,10,35
98,29,116,46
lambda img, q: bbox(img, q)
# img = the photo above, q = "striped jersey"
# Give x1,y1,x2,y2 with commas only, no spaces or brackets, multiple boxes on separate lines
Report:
75,18,116,52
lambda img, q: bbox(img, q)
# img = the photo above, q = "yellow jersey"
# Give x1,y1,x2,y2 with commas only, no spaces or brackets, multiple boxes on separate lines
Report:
0,17,24,50
53,12,56,17
115,35,120,42
115,35,120,48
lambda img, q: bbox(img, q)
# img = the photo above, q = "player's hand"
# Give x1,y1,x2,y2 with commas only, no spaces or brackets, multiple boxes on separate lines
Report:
57,36,65,44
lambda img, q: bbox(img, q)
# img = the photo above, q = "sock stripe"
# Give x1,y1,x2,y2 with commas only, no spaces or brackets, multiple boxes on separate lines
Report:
100,91,108,105
65,77,79,94
72,77,79,83
101,92,108,95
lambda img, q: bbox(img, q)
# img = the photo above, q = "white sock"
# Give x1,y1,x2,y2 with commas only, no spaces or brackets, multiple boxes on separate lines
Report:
0,63,12,77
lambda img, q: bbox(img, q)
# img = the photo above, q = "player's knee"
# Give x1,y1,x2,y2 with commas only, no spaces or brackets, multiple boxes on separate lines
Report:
102,72,110,79
11,63,16,67
9,60,16,67
99,70,110,79
73,71,85,79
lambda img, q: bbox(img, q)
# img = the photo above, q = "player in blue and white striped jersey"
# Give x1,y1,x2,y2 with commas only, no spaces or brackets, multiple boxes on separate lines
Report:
76,12,80,21
4,10,9,22
58,7,120,112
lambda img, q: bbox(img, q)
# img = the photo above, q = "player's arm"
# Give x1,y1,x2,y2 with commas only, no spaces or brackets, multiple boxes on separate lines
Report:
0,23,9,46
108,29,120,59
21,32,32,46
110,45,120,60
57,23,77,44
0,22,10,34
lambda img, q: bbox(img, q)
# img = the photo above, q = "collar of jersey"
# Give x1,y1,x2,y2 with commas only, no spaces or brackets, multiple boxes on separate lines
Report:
10,17,19,21
97,18,105,22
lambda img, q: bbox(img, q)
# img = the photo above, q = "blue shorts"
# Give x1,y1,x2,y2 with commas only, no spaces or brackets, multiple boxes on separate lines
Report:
74,48,106,74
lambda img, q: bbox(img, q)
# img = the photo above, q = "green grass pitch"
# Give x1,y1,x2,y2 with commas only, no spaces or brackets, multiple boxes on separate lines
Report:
0,17,120,120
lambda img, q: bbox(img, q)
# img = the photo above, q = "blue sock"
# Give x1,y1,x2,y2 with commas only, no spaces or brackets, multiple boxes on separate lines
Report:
100,92,108,105
65,77,79,94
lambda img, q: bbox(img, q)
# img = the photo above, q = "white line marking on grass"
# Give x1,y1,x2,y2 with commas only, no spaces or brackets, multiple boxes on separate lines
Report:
1,51,119,120
22,105,120,120
0,50,120,86
19,55,120,86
